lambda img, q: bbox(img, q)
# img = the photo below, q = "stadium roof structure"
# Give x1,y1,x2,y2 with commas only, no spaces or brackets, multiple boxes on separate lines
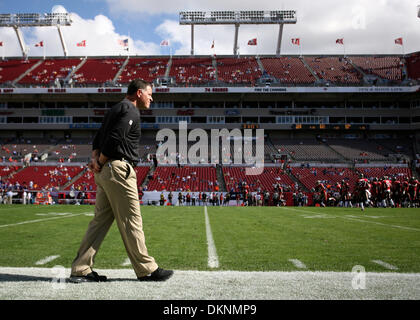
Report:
0,13,72,58
179,10,297,56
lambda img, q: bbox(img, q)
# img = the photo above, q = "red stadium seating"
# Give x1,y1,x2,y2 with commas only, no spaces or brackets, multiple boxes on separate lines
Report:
170,57,216,86
147,166,218,192
223,166,295,193
260,57,315,84
72,58,125,85
6,165,84,190
216,57,261,85
0,59,40,83
350,56,404,81
18,58,82,85
118,57,169,83
304,56,362,84
291,167,359,191
406,52,420,81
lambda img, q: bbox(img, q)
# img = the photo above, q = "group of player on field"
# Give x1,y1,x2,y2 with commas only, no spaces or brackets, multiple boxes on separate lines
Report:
313,174,419,210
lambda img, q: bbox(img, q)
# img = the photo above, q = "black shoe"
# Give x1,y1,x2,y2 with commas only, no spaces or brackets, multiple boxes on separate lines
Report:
138,267,174,282
68,270,107,283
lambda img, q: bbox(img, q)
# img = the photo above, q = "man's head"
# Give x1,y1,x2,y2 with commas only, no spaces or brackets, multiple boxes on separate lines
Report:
127,79,153,109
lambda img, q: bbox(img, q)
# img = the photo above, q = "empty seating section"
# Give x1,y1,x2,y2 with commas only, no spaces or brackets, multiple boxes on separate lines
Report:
292,167,359,191
0,54,417,86
0,59,40,83
18,58,81,85
1,143,51,160
350,56,403,81
6,166,84,190
223,167,295,192
327,139,391,161
48,144,92,161
355,167,412,180
118,58,168,83
304,57,362,84
147,166,217,192
270,137,340,161
260,57,315,84
0,165,20,177
66,166,150,192
72,58,125,85
216,57,261,85
406,52,420,80
170,57,215,85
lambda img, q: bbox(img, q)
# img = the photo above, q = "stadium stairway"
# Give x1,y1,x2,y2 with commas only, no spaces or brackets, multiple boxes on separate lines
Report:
346,57,367,82
322,140,349,162
141,164,155,189
65,57,87,84
61,167,88,190
164,56,172,79
12,60,43,86
300,57,320,83
255,56,266,75
286,169,309,192
212,56,219,82
216,164,227,192
112,56,130,84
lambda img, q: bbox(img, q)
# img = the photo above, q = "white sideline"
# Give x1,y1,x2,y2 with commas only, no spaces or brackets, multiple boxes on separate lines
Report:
1,267,420,300
204,206,219,268
35,255,60,265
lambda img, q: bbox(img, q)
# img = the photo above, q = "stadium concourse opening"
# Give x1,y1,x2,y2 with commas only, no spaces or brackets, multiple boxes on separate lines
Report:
0,51,419,208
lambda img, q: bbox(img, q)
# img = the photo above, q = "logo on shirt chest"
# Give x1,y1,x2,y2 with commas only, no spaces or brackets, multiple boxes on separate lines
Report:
129,120,133,126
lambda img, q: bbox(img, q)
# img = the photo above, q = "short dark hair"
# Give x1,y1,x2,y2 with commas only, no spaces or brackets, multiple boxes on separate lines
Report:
127,79,152,95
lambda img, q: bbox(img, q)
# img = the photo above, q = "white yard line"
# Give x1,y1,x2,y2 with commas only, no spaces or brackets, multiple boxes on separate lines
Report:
204,206,219,269
35,255,60,266
288,259,307,269
371,260,399,270
0,213,84,228
280,207,420,232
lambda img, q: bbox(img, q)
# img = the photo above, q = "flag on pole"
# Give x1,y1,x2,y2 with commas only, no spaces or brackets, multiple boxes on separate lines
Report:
118,39,129,47
160,39,169,46
336,38,344,45
394,37,403,45
0,42,3,47
247,38,257,46
211,40,215,49
291,38,300,45
35,41,44,47
76,40,86,47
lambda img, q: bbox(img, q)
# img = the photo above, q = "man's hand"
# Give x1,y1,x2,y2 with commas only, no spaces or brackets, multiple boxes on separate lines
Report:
88,157,102,173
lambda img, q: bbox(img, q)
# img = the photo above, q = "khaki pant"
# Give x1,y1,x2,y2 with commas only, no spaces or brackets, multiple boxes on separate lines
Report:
71,160,158,278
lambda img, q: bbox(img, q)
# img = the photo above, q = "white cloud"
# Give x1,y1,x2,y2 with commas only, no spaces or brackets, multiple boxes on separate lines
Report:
113,0,420,55
0,10,160,57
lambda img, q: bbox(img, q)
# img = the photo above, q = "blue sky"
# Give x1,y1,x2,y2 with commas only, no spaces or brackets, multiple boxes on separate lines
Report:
0,0,419,57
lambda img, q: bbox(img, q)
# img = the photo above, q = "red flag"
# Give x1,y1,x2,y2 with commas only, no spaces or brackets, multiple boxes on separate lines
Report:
291,38,300,45
77,40,86,47
247,38,257,46
211,40,214,49
35,41,43,47
336,38,344,45
0,42,3,47
394,37,403,45
160,39,169,46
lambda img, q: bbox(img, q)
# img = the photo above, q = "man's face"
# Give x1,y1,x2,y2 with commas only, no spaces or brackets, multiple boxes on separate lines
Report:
137,85,153,109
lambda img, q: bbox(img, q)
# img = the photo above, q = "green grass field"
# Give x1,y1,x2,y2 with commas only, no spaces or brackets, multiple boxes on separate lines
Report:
0,204,419,273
